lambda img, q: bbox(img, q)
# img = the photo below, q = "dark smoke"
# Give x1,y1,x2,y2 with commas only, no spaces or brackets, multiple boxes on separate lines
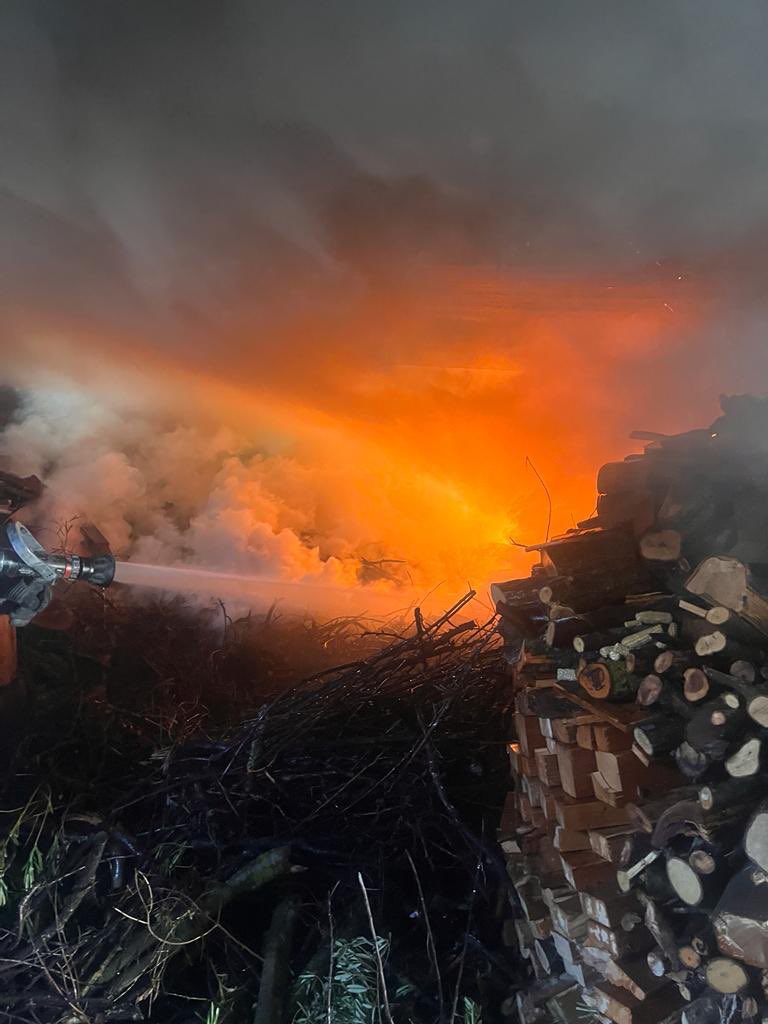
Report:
4,0,768,348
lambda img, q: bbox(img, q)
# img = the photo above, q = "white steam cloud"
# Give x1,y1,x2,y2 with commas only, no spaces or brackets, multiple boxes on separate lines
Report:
1,386,367,587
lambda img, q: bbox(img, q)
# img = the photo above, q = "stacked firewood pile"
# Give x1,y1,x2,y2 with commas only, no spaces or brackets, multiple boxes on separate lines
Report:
495,394,768,1024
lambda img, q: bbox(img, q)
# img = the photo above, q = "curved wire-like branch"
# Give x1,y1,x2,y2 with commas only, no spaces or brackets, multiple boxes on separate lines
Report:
525,456,553,542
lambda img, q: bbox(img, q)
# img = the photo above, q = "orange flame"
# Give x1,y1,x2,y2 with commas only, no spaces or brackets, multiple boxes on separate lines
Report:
10,264,709,608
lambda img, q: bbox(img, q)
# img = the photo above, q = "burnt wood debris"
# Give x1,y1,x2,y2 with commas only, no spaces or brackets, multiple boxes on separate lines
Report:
498,394,768,1024
0,586,516,1022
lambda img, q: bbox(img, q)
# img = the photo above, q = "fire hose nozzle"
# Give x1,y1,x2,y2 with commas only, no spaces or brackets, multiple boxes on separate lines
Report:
45,552,116,587
1,521,116,588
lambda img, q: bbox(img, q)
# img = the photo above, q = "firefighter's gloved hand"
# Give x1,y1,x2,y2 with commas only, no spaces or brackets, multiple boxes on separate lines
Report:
1,578,53,627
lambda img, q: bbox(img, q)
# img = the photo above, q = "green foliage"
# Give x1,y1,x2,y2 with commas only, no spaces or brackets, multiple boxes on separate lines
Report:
156,839,189,876
22,845,43,891
463,997,483,1024
0,786,56,910
292,935,389,1024
203,1003,221,1024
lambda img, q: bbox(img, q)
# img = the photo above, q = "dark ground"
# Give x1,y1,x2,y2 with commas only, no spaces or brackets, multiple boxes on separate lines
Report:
0,586,521,1024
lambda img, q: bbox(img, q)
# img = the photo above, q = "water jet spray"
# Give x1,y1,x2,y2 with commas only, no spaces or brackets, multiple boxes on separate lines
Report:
112,560,419,619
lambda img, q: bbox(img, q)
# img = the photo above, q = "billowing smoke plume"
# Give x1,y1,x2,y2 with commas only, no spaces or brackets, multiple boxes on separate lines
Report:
3,1,768,603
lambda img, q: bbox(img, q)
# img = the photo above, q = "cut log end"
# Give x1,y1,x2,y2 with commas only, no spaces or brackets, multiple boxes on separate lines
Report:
748,694,768,728
731,659,757,683
705,606,731,626
688,849,716,876
637,673,663,706
704,957,749,994
667,856,704,906
683,668,710,703
654,649,674,673
579,662,611,699
641,529,682,562
634,726,653,757
698,785,715,811
634,716,685,757
745,809,768,873
742,997,759,1019
725,737,762,778
647,950,667,977
678,944,701,969
695,631,727,657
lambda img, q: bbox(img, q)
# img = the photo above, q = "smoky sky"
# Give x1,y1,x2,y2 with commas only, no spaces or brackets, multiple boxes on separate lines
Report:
4,0,768,358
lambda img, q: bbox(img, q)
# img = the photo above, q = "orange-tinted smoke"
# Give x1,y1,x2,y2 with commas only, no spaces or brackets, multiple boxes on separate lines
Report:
7,263,708,601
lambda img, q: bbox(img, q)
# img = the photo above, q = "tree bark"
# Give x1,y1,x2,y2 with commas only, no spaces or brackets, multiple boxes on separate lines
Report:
253,897,299,1024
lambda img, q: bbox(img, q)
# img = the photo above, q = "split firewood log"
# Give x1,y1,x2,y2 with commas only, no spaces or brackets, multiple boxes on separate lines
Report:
545,615,592,648
616,849,661,893
594,489,656,533
704,667,768,729
618,852,675,901
676,916,715,970
682,667,716,704
547,603,578,624
669,968,707,1001
684,694,747,760
640,529,682,562
597,459,652,496
693,629,728,658
573,629,625,655
532,525,641,578
686,556,768,637
634,715,686,758
711,866,768,969
745,802,768,875
624,648,665,678
619,832,655,871
704,957,751,995
491,576,547,608
654,649,697,676
665,854,729,909
681,994,726,1024
636,674,692,718
674,741,713,782
646,949,670,978
730,659,757,683
699,776,768,815
497,600,549,640
686,832,740,879
725,736,764,779
637,890,680,970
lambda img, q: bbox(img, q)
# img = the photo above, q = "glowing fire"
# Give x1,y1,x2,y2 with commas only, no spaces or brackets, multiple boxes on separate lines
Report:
7,264,707,611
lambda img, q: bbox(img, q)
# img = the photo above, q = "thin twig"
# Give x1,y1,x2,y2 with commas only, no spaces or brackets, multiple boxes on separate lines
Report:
449,855,482,1023
525,455,553,542
405,849,445,1021
357,873,394,1024
326,884,339,1024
